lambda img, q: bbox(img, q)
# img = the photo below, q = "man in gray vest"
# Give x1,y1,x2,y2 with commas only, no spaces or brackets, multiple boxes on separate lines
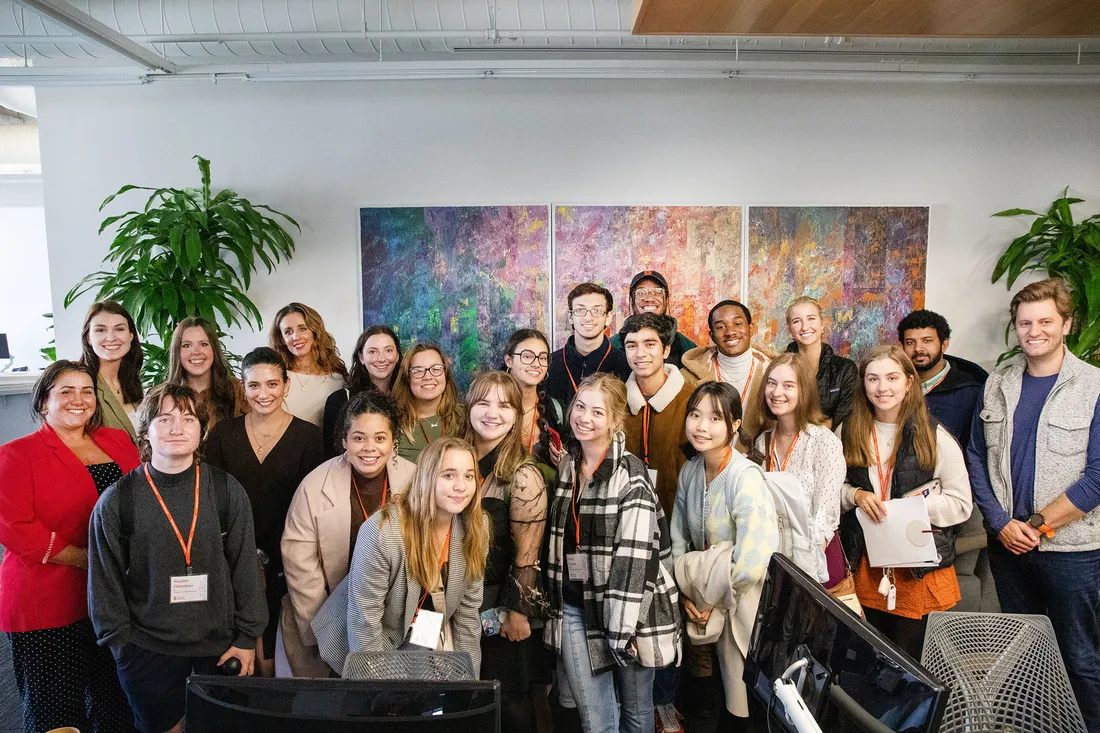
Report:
966,278,1100,732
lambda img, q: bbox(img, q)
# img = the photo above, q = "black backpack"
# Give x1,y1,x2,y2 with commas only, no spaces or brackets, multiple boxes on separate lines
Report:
117,465,230,570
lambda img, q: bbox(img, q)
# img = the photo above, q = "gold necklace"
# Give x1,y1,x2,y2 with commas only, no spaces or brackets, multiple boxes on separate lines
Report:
248,412,289,456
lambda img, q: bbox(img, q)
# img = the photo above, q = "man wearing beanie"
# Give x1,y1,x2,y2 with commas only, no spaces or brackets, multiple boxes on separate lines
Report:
610,270,697,368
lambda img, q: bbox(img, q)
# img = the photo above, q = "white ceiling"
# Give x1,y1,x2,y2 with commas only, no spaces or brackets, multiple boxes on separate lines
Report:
1,0,1098,84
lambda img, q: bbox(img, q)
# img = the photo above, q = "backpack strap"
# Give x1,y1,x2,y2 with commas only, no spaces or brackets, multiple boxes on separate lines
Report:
118,472,134,570
552,397,563,425
207,463,230,544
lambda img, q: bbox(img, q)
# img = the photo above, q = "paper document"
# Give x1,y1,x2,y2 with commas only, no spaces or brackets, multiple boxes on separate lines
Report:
856,496,940,568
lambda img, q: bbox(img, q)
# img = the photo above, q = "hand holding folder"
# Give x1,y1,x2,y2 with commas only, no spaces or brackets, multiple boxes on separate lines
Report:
856,495,940,568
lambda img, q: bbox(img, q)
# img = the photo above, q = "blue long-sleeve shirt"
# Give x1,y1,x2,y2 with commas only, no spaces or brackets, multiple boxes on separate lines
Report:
966,378,1100,533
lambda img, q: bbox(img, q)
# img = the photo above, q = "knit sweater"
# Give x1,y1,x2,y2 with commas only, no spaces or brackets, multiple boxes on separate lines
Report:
88,461,267,656
623,365,699,517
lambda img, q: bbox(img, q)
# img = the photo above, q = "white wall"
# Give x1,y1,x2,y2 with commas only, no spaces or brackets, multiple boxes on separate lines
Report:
35,79,1100,368
0,176,51,371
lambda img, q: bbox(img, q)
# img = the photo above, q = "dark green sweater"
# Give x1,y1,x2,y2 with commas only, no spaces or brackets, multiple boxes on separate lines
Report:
88,461,267,656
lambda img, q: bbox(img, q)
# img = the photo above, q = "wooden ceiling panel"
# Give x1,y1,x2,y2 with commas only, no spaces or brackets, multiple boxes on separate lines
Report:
632,0,1100,37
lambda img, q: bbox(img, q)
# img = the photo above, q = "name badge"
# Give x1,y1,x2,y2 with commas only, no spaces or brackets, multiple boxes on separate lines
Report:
647,468,659,487
170,574,209,603
409,609,444,649
566,553,589,583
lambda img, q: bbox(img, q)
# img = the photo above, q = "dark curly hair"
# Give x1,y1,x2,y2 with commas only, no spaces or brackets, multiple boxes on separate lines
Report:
897,309,951,344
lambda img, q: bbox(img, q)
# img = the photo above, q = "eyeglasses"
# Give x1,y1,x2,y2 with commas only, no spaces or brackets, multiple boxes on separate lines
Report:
570,307,607,318
634,288,666,299
409,364,445,379
511,350,550,366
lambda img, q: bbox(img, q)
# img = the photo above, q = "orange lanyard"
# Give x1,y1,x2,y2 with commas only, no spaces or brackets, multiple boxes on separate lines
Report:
419,416,446,445
415,523,452,615
351,470,388,518
571,445,610,545
714,355,756,406
768,431,800,472
564,340,612,393
641,403,652,465
526,406,539,454
871,429,893,501
144,463,200,574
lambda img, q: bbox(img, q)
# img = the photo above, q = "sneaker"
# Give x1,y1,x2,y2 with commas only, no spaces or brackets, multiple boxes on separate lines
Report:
655,703,684,733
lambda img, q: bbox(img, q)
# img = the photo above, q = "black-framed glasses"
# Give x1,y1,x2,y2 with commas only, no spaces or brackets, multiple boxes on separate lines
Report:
409,364,445,379
511,350,550,366
570,307,607,318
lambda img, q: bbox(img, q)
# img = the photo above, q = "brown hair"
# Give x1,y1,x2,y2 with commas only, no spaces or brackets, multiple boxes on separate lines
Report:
136,383,210,462
268,302,348,379
166,317,241,424
567,372,628,443
757,352,826,431
347,325,402,394
1009,277,1074,324
841,345,936,470
391,343,464,438
462,371,532,484
31,360,103,433
80,300,144,406
383,437,489,588
567,282,614,313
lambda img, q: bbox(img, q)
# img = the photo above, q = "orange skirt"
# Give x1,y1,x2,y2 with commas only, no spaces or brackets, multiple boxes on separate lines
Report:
853,556,960,620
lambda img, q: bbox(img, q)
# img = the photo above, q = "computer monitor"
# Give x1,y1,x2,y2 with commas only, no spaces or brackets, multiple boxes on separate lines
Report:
745,554,949,733
185,675,500,733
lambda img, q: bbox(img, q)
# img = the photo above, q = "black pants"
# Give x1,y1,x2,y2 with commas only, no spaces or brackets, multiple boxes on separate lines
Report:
862,607,929,661
8,618,135,733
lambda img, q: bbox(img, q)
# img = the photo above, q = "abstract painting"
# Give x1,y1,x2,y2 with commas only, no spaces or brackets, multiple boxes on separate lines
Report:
747,207,928,360
360,206,551,388
552,206,743,347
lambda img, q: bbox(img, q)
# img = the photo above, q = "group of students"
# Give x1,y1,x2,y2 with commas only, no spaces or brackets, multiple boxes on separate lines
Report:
0,269,1098,733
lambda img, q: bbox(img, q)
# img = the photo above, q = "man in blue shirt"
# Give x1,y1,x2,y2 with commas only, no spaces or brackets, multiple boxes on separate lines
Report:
966,279,1100,731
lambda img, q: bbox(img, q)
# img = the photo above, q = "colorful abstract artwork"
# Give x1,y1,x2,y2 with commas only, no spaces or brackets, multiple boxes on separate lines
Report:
360,206,551,388
747,207,929,360
552,206,743,347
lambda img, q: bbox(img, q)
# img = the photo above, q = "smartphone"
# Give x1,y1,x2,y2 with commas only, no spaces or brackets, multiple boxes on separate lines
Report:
548,427,563,452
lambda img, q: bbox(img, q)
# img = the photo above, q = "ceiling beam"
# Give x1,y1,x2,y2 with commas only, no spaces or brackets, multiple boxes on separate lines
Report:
10,0,177,73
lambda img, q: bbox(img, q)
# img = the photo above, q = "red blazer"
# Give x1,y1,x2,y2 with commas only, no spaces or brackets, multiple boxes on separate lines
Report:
0,424,140,632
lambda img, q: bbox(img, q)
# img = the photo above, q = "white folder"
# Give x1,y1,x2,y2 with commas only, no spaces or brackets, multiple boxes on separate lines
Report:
856,495,940,568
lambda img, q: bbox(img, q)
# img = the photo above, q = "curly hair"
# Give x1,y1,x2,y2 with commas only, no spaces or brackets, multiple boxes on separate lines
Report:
268,302,348,379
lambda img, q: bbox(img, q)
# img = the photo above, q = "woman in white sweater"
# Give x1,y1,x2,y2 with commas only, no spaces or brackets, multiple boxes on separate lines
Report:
837,345,972,659
753,352,847,587
670,380,779,726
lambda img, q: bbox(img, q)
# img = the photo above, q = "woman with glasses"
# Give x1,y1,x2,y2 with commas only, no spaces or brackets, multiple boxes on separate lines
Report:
502,329,565,469
391,344,465,463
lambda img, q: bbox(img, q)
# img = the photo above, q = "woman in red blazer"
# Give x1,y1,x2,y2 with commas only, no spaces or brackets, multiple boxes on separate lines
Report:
0,360,139,733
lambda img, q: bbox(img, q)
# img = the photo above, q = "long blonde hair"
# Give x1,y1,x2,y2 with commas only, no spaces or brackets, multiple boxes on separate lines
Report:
462,371,532,484
385,437,489,588
268,302,348,379
756,351,826,431
392,343,464,438
841,345,937,469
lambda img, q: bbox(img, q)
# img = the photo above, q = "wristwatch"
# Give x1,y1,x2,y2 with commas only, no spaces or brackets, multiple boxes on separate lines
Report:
1027,513,1055,539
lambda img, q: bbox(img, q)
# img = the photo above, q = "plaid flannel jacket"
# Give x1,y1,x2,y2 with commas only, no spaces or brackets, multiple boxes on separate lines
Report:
544,432,681,674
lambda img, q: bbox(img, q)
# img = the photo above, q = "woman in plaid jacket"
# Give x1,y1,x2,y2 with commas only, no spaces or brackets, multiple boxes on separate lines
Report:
544,373,681,733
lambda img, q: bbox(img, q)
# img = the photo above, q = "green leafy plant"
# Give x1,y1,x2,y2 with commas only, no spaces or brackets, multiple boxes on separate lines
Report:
39,312,56,363
992,188,1100,366
64,156,299,383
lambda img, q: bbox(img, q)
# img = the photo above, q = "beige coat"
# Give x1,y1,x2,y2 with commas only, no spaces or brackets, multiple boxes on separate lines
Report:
680,345,771,448
279,452,415,674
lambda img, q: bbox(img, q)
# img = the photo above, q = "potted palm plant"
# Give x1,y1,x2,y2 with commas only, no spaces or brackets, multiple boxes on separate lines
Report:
992,188,1100,366
65,155,300,382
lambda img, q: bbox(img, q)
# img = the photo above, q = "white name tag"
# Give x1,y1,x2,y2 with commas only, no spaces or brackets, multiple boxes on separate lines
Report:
409,609,444,649
170,574,208,604
647,468,659,487
566,553,589,583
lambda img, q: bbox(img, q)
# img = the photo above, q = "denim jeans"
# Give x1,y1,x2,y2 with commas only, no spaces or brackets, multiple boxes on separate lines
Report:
559,603,655,733
653,662,679,706
988,542,1100,732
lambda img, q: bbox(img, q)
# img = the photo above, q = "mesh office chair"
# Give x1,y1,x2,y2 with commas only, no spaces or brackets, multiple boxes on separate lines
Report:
921,612,1087,733
342,650,476,682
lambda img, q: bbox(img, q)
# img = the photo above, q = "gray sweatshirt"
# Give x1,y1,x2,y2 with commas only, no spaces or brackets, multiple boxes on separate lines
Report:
88,461,268,656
